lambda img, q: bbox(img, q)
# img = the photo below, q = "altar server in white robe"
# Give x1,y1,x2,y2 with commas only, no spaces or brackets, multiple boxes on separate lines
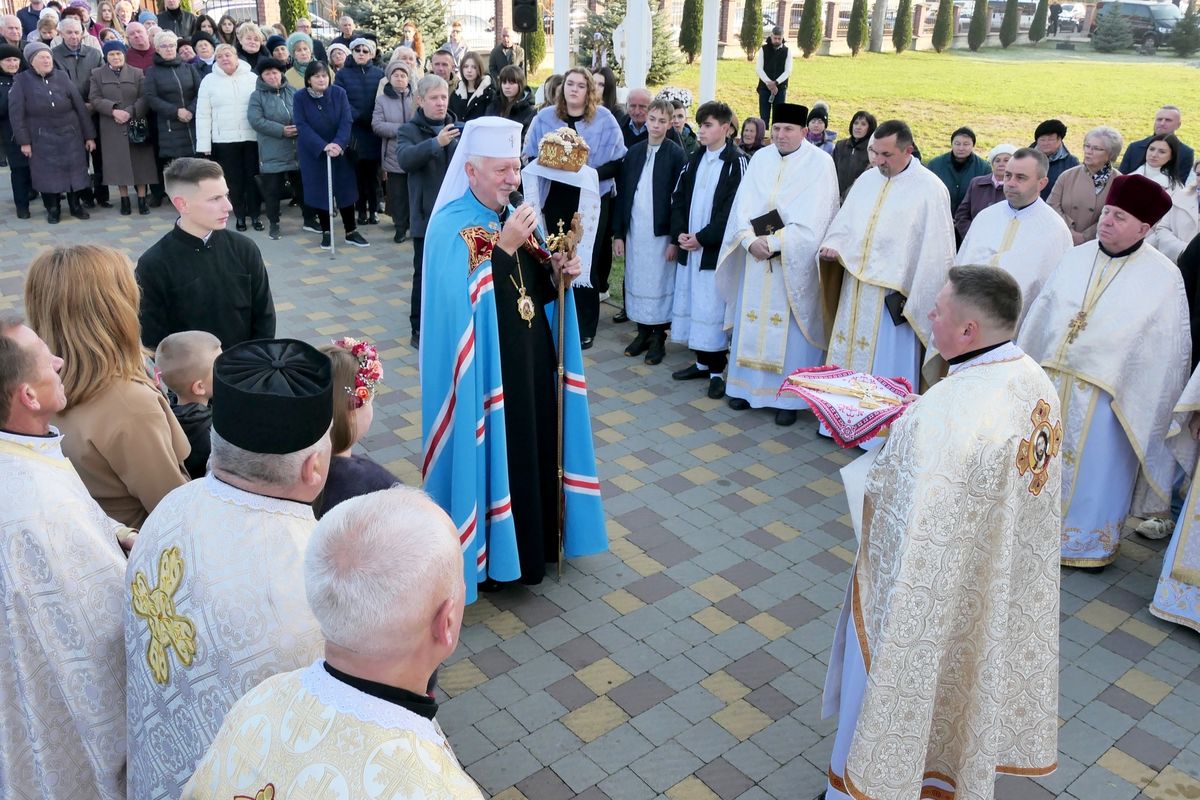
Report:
822,267,1060,800
1019,174,1188,568
955,147,1072,326
125,339,333,800
817,119,955,395
717,102,839,427
0,315,131,800
184,486,484,800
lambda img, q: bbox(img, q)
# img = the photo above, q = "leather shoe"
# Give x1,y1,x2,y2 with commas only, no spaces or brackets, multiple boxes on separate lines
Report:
252,217,265,231
775,408,798,426
46,205,61,224
672,364,710,381
728,397,750,410
17,208,30,219
580,337,594,350
707,376,726,399
624,331,651,357
236,217,247,231
644,333,666,365
120,197,131,215
613,309,629,323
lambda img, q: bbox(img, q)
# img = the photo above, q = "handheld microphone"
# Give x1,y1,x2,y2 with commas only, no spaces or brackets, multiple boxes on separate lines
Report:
508,190,550,251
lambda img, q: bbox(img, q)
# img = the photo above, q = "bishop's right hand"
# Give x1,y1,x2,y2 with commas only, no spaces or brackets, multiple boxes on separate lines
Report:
498,203,539,255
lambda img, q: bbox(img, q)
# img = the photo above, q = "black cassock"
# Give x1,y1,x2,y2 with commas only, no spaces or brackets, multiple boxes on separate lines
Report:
491,244,561,584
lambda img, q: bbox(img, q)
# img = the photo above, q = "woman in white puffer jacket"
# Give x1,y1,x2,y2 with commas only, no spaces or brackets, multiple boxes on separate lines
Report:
196,43,261,229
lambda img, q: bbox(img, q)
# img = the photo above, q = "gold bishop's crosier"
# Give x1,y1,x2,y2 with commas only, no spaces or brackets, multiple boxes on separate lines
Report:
546,213,582,577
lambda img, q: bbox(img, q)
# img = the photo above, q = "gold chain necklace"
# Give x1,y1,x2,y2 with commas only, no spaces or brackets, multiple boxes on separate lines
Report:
509,259,536,327
1066,248,1128,345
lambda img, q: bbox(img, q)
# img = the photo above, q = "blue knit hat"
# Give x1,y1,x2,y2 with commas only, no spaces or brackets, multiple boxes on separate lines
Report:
102,39,127,56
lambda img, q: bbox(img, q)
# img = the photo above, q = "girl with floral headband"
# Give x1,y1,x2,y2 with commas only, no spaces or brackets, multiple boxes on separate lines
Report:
315,337,398,518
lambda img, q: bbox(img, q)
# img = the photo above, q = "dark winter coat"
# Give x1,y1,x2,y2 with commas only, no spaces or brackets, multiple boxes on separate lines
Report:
172,401,211,479
832,135,871,201
89,64,157,186
612,138,686,239
8,67,95,192
669,139,748,270
51,43,103,102
926,151,990,213
190,57,213,78
292,84,358,210
371,82,412,175
448,74,494,123
333,60,383,160
247,77,298,173
144,55,200,158
1039,143,1080,200
16,4,40,37
235,43,266,73
395,106,458,237
485,87,535,138
157,7,197,39
0,71,26,162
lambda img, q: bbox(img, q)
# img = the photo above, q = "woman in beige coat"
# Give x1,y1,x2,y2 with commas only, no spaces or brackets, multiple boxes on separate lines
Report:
24,245,190,529
89,39,158,214
1048,125,1123,245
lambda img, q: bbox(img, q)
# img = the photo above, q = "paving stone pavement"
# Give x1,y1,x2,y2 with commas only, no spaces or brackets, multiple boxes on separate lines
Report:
4,202,1200,799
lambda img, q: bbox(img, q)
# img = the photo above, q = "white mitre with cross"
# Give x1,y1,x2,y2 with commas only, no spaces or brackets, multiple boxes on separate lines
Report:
432,117,525,216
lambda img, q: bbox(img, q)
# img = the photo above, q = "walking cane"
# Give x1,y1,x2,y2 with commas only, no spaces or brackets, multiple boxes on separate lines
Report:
327,151,336,258
547,214,582,579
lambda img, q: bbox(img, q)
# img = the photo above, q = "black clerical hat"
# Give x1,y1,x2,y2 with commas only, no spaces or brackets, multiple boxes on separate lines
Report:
774,103,809,127
213,339,333,454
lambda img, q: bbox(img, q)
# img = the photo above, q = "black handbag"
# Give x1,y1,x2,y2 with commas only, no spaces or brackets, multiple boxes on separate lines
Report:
127,117,149,144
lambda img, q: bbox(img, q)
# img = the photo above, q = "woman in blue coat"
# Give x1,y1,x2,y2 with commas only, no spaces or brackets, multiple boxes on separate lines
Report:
333,37,383,226
292,60,367,248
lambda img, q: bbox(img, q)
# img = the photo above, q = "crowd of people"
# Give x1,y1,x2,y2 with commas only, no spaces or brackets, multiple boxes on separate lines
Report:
4,4,1200,800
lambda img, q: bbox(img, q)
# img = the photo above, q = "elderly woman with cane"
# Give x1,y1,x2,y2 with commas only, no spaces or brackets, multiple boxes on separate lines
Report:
292,60,366,248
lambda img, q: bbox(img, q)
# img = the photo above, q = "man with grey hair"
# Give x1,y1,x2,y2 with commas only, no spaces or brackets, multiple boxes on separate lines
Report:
182,487,485,798
331,13,356,49
488,25,524,83
395,72,458,346
954,146,1072,329
1120,105,1193,181
124,20,154,69
51,15,102,204
821,266,1061,800
124,338,331,800
0,313,130,800
2,15,26,63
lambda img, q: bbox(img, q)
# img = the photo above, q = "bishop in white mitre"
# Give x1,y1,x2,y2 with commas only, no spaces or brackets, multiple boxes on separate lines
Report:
823,268,1060,800
817,119,954,395
716,102,840,427
184,487,483,800
1019,174,1189,567
125,339,333,799
0,318,130,800
955,147,1072,327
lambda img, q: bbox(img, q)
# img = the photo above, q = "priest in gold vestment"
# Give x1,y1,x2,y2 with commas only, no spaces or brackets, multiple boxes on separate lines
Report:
1150,367,1200,632
183,487,483,800
0,317,131,800
1019,174,1188,568
822,268,1060,800
817,119,955,396
126,339,333,800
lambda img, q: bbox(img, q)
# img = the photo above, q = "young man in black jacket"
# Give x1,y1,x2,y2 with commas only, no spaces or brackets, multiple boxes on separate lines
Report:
612,97,686,366
136,158,276,350
669,100,746,400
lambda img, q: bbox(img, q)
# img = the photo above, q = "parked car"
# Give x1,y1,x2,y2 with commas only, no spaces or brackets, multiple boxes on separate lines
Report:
1091,0,1181,46
1057,2,1085,32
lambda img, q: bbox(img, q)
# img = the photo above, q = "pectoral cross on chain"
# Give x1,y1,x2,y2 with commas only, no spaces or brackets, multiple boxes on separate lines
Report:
1066,311,1087,344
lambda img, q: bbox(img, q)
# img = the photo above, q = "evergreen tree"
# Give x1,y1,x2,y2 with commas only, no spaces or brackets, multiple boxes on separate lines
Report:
931,0,954,50
892,0,913,51
341,0,449,53
1091,6,1133,50
1168,6,1200,56
797,0,823,57
999,0,1019,46
679,0,703,63
740,0,765,59
967,0,989,49
578,0,681,85
522,25,546,75
279,0,306,33
1028,0,1048,42
846,0,870,54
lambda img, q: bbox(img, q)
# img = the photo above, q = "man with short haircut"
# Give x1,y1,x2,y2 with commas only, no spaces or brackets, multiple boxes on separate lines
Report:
821,266,1061,800
429,47,458,92
926,126,990,218
488,25,524,84
156,0,194,38
51,17,101,97
955,146,1072,326
16,0,42,38
717,103,840,426
1120,105,1194,182
136,158,275,349
182,487,485,798
0,314,130,800
818,119,954,400
126,338,332,800
396,74,458,347
123,21,154,70
1020,174,1188,568
755,26,790,127
331,14,356,49
444,18,467,67
1,15,26,63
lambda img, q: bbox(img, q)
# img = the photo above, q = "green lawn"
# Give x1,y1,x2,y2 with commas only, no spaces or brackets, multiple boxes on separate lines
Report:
540,45,1200,155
